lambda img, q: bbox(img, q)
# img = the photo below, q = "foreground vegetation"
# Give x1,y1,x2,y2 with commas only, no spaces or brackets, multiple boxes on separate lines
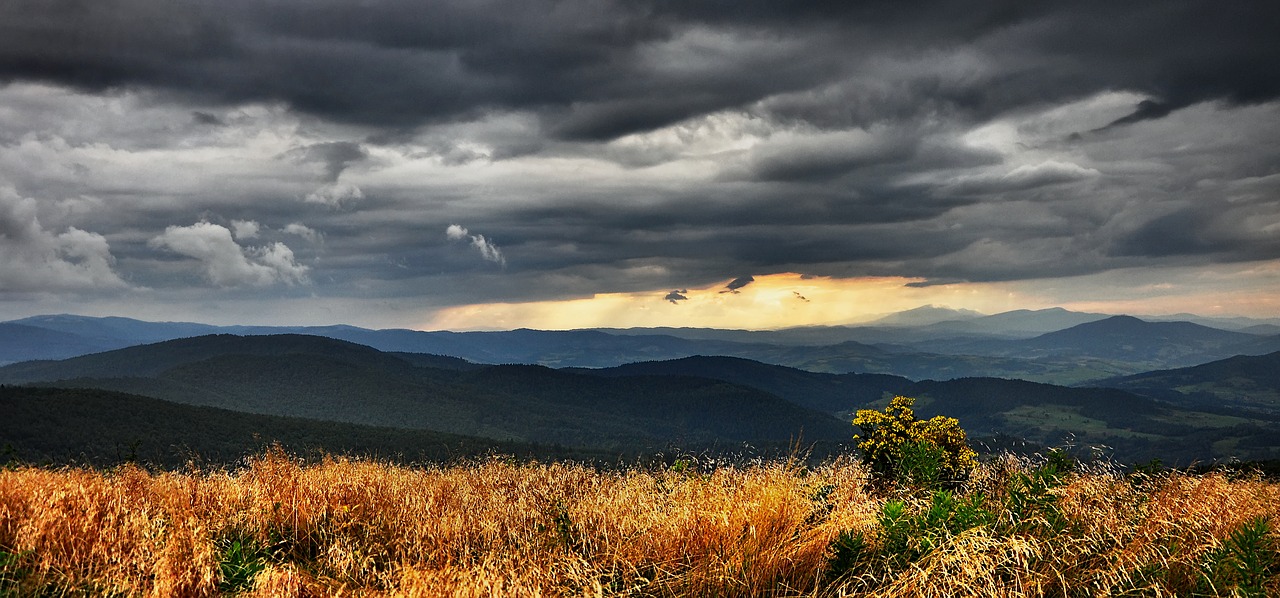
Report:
0,447,1277,597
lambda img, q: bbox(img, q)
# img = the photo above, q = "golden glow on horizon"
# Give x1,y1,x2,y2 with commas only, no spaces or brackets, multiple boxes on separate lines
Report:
422,260,1280,332
422,273,1052,331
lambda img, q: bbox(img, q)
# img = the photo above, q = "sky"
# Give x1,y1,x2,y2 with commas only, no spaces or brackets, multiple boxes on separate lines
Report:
1,1,1278,330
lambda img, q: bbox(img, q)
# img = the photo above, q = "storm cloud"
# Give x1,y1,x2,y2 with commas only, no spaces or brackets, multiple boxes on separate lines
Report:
0,1,1276,325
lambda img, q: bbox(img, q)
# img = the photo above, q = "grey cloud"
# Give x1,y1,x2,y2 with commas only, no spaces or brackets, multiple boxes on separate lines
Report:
734,130,918,182
721,275,754,293
664,289,688,304
0,186,128,293
1112,200,1280,264
192,111,223,126
305,183,365,208
2,1,1273,142
943,161,1101,196
283,223,322,244
0,1,1277,316
1094,99,1174,132
286,142,368,182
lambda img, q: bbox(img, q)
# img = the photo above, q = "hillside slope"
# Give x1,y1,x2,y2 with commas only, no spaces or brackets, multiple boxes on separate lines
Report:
0,386,603,467
0,334,850,451
1091,351,1280,415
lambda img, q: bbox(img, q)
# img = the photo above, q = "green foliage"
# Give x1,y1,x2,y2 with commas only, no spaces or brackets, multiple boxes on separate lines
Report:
216,533,269,594
1003,457,1071,535
1200,516,1279,597
538,501,581,552
826,490,995,580
0,549,30,597
825,530,869,581
853,395,977,488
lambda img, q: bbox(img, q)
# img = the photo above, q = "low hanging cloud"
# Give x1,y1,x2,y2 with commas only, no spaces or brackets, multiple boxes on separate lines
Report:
148,221,309,287
664,289,688,304
446,224,506,266
0,186,127,293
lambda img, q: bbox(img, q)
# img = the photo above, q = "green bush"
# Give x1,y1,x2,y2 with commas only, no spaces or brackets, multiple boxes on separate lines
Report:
853,395,976,489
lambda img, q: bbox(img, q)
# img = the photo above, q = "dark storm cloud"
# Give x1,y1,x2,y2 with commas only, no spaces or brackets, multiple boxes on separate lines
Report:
1,0,1278,317
664,289,688,304
721,276,754,293
191,111,223,126
2,1,1276,141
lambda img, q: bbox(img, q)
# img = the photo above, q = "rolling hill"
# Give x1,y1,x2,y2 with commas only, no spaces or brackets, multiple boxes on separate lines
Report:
0,334,851,451
1091,351,1280,415
576,356,1280,464
0,386,607,467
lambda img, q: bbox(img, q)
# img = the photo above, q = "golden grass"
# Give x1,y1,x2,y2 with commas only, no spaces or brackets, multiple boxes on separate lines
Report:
1,450,1277,597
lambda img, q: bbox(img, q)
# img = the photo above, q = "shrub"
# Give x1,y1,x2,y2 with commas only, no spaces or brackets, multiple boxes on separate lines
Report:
853,395,977,488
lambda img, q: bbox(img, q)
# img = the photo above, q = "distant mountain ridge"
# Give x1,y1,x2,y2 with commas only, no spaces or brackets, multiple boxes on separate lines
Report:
4,333,1277,464
866,305,985,327
4,312,1277,384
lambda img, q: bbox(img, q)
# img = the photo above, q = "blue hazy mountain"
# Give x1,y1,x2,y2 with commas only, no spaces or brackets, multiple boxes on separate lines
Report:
4,312,1276,384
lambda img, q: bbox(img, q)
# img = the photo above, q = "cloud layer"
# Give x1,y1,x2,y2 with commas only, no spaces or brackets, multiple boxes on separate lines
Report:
0,1,1276,325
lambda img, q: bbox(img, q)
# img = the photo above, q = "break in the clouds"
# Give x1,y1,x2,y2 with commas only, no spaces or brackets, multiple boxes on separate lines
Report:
0,1,1277,326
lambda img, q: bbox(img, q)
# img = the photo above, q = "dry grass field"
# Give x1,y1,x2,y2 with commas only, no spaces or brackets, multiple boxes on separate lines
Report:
1,449,1278,597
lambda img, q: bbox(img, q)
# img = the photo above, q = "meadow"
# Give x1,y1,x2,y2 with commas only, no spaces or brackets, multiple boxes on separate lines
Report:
2,448,1278,597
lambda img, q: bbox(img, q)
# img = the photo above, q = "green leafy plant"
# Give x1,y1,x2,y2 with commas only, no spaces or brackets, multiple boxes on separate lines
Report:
1201,516,1279,597
216,533,269,594
826,490,995,580
0,549,31,597
825,530,869,581
1003,457,1071,535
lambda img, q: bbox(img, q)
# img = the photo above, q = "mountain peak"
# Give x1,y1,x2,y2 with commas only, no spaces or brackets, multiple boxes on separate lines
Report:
870,305,986,326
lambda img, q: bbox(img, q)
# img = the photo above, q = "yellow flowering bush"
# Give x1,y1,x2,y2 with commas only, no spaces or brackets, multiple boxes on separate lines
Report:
853,395,977,487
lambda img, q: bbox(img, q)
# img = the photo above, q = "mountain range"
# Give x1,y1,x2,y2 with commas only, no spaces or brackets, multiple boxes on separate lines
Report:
3,319,1279,465
5,311,1279,386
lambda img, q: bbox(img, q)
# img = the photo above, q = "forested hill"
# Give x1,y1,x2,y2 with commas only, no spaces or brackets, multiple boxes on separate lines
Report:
0,334,851,451
0,386,610,467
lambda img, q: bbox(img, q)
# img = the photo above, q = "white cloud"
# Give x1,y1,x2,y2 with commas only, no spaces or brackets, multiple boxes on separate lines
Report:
445,223,505,266
0,186,127,293
944,160,1101,194
230,219,260,239
469,234,505,265
304,182,364,207
283,222,321,244
148,221,309,287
